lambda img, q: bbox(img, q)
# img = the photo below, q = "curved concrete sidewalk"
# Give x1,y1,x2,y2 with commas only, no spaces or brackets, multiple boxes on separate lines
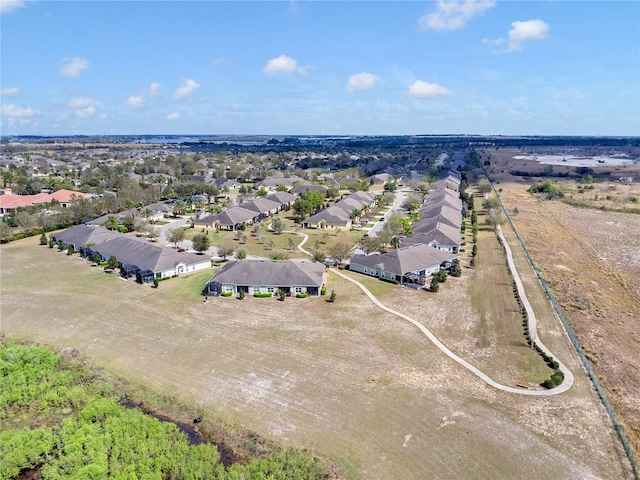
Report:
328,250,573,396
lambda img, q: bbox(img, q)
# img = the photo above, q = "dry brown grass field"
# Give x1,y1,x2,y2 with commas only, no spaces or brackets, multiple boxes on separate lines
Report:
483,147,640,462
1,223,634,479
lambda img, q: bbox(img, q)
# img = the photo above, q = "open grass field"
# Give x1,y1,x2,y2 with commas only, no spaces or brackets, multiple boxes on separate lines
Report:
1,229,633,479
483,147,640,462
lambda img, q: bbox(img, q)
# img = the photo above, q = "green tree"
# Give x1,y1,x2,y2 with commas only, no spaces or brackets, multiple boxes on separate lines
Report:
430,276,440,292
478,178,492,194
326,186,340,199
67,245,74,256
271,218,285,234
217,243,235,260
192,234,210,253
236,249,247,260
256,186,268,197
361,236,381,255
311,250,325,262
104,216,119,231
328,242,352,265
472,244,478,257
450,258,462,277
48,238,55,248
301,189,325,210
39,232,48,245
292,199,314,223
328,290,337,302
277,288,286,301
288,237,296,250
92,253,102,264
167,227,185,248
107,255,118,269
390,236,401,249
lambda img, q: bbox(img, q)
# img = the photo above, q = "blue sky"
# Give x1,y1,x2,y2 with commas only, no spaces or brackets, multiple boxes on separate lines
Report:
1,0,638,136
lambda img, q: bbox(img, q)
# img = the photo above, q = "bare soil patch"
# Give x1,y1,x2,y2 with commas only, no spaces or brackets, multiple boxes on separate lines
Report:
0,237,633,479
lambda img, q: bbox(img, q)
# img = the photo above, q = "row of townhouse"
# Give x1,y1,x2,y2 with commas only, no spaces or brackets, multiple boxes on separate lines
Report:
52,224,211,283
193,192,297,231
302,191,377,230
349,170,464,288
203,259,327,298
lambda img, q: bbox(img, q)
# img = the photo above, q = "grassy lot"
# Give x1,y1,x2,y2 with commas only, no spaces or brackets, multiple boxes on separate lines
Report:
182,212,363,259
0,236,633,480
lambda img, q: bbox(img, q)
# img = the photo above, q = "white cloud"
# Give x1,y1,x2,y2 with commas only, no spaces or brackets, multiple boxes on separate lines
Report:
166,112,180,121
408,80,452,99
67,96,100,118
59,57,90,78
173,78,200,99
1,103,41,118
1,87,20,97
419,0,495,32
0,0,25,14
150,82,161,95
263,55,311,75
346,72,379,93
125,95,145,109
508,19,550,51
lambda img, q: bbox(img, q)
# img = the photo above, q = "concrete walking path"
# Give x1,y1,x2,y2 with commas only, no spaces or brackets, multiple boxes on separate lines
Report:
327,229,574,396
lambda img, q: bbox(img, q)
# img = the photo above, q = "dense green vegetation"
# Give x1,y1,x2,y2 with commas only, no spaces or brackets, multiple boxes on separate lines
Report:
527,180,564,199
0,341,331,479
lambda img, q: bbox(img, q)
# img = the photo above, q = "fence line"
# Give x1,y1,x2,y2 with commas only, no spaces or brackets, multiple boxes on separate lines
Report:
483,171,638,479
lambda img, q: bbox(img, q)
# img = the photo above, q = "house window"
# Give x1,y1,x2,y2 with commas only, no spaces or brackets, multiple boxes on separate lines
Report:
223,285,233,293
294,286,304,293
267,287,275,293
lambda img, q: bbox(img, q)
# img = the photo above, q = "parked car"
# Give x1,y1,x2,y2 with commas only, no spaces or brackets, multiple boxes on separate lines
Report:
379,217,385,222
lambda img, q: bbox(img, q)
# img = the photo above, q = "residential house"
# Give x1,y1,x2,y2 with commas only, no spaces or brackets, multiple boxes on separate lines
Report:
303,206,352,230
402,222,461,253
290,184,328,196
266,191,297,209
243,198,281,219
53,224,211,283
194,206,256,231
204,259,326,297
349,243,457,287
0,188,91,215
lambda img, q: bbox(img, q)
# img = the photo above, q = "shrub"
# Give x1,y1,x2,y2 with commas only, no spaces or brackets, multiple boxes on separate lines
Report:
379,277,400,285
153,278,159,289
430,277,440,292
39,232,48,245
277,289,286,301
221,291,233,297
238,290,245,300
253,292,272,298
296,293,308,299
328,290,336,303
321,286,326,295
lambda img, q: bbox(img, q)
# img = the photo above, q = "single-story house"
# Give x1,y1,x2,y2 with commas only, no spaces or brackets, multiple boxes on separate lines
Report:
194,206,257,231
402,222,461,253
0,188,90,215
83,236,211,282
266,191,297,209
53,224,211,283
423,190,463,210
52,224,120,252
303,206,352,230
204,259,326,297
349,244,457,287
243,198,281,217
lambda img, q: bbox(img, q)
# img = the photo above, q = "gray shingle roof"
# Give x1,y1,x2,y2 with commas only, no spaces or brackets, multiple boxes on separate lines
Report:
53,224,120,247
403,222,461,247
208,259,325,287
351,244,457,276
